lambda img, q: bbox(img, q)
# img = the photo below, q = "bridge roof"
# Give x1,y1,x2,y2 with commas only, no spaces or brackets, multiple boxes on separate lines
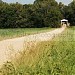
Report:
61,19,68,22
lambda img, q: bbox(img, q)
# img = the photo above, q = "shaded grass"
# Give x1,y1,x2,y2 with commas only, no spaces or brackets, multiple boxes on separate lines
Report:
0,27,53,41
0,27,75,75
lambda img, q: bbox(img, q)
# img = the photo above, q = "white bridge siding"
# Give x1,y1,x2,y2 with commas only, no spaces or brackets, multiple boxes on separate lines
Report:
61,19,70,26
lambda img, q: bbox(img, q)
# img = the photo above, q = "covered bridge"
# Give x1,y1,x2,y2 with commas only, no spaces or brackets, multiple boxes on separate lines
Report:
61,19,70,26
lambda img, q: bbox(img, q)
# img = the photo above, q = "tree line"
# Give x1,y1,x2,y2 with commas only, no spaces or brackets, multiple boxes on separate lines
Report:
0,0,75,28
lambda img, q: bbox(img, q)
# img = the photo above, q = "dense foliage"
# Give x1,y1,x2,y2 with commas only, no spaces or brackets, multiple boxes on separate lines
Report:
0,0,75,28
0,0,62,28
60,1,75,26
67,1,75,26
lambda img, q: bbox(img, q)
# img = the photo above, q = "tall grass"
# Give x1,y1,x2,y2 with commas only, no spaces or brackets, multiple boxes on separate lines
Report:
0,27,75,75
0,27,53,41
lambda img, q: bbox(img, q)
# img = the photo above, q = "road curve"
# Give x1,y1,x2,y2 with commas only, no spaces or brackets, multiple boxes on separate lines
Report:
0,26,66,67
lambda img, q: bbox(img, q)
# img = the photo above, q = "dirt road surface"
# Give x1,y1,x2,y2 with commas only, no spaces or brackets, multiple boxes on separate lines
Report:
0,26,66,67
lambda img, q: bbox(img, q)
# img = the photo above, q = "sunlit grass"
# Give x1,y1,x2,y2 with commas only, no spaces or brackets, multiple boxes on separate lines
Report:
0,27,53,41
0,27,75,75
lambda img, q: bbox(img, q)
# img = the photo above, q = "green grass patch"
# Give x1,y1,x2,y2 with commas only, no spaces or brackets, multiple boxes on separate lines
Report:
0,27,53,41
0,27,75,75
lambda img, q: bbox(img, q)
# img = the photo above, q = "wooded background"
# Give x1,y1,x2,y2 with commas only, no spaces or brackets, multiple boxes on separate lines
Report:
0,0,75,28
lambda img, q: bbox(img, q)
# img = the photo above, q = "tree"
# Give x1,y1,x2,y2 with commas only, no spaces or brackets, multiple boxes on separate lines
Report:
0,0,64,28
33,0,62,27
63,1,75,26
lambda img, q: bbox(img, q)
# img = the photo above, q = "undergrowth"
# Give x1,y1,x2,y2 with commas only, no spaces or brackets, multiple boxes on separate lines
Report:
0,27,75,75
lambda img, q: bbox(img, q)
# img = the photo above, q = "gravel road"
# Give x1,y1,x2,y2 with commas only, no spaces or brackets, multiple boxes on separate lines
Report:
0,26,66,67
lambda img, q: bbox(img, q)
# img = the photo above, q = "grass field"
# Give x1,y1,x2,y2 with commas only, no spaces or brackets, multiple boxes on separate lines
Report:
0,27,53,41
0,27,75,75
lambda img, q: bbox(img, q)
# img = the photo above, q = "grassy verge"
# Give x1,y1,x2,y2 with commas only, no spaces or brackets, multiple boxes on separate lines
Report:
0,27,75,75
0,27,53,41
